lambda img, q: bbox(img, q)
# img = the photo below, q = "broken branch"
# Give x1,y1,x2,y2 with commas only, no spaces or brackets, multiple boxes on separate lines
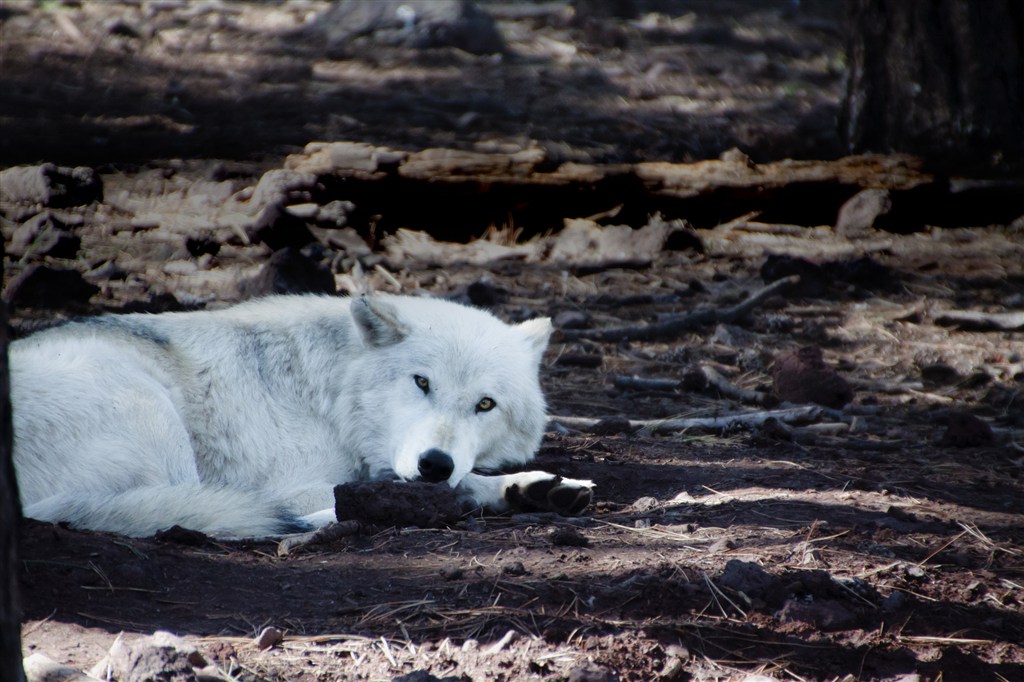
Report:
611,364,768,405
561,275,799,342
549,404,822,434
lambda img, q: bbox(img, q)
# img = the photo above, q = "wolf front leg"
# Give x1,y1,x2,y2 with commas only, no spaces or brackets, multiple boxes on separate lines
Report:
458,471,594,516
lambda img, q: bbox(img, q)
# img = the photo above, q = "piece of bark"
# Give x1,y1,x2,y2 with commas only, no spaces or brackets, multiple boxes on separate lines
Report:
276,519,362,556
334,480,462,528
772,346,853,409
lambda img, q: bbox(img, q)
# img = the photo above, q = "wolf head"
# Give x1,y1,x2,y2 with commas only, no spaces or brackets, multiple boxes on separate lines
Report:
347,295,551,487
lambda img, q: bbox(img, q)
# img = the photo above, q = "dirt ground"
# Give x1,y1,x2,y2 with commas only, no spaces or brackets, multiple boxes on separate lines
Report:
3,2,1024,681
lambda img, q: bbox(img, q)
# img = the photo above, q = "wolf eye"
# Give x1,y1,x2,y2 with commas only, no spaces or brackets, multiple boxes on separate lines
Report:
414,375,430,394
476,397,496,413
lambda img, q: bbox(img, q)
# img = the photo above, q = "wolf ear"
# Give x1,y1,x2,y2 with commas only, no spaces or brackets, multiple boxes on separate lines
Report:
352,296,409,348
516,317,552,364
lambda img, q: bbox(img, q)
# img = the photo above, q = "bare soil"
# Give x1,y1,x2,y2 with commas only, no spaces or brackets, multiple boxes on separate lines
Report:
4,2,1023,681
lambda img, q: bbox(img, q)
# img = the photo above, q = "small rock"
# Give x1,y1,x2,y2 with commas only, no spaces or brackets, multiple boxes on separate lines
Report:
719,146,755,167
919,362,962,387
550,527,590,547
630,496,659,512
89,631,199,682
710,323,756,348
554,310,591,329
587,416,633,435
568,663,619,682
772,345,853,408
502,560,528,576
154,525,210,545
777,598,856,631
886,506,917,523
239,246,336,297
881,590,908,612
708,537,736,554
439,566,465,580
941,410,995,447
718,559,777,598
903,563,927,581
665,644,689,661
835,188,891,236
254,626,283,650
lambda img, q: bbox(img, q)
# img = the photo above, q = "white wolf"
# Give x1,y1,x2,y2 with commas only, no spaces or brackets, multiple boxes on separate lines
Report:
11,294,593,537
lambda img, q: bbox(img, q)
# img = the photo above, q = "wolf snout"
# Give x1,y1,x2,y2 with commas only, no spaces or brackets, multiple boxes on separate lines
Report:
417,449,454,483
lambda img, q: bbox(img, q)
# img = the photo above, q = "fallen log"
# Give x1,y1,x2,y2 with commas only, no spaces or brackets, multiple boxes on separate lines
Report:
286,143,933,197
549,404,823,434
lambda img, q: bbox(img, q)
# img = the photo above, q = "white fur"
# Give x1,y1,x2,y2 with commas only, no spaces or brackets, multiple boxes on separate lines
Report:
11,294,592,537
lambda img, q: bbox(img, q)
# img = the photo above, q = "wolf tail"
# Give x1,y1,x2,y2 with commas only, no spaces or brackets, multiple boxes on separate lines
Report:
23,484,311,538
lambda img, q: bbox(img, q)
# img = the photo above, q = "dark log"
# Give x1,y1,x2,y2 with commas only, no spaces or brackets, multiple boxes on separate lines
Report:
841,0,1024,173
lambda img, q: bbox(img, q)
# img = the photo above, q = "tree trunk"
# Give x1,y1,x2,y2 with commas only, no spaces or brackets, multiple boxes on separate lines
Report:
841,0,1024,172
0,241,25,682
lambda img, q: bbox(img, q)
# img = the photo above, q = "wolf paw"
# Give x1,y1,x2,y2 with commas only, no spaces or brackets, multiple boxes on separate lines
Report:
506,475,593,516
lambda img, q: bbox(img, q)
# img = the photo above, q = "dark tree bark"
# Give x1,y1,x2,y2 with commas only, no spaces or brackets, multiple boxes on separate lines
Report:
841,0,1024,172
0,241,25,682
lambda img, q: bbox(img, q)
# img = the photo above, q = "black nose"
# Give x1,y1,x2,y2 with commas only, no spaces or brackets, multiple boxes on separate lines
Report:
418,449,454,483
